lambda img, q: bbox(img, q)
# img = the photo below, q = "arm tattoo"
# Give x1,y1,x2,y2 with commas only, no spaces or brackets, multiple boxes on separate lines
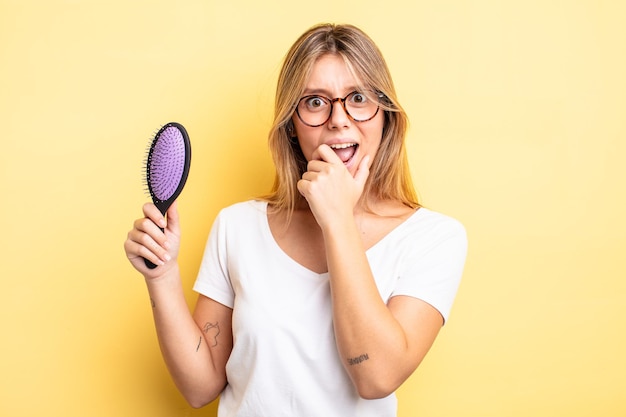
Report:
150,298,155,308
347,353,369,366
202,321,220,347
196,336,202,352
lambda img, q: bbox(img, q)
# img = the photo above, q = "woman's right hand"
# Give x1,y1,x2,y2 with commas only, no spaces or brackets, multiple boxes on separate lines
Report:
124,201,181,277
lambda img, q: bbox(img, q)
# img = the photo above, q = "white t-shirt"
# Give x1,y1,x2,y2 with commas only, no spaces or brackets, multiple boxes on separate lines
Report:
193,200,467,417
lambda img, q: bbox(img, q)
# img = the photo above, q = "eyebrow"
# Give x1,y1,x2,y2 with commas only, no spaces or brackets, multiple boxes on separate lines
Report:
301,87,359,97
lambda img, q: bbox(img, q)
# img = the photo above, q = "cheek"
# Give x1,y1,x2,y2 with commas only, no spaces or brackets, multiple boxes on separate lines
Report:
363,121,385,153
293,125,319,161
295,133,315,159
297,142,315,162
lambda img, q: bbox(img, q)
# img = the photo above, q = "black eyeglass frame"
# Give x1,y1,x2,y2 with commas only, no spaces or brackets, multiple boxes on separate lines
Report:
294,90,385,127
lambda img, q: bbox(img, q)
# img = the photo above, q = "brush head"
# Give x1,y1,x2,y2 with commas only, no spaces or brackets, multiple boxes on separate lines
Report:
145,122,191,215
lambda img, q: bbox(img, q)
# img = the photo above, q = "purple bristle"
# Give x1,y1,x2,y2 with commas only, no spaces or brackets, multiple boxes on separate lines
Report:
148,126,186,201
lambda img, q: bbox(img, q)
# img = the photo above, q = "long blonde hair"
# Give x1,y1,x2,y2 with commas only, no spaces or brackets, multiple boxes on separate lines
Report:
262,23,418,215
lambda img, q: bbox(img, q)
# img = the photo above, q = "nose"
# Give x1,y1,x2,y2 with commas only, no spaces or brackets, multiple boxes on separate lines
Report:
327,98,350,128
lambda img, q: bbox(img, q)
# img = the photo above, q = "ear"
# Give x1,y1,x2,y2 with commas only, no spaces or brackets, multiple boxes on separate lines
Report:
286,120,296,138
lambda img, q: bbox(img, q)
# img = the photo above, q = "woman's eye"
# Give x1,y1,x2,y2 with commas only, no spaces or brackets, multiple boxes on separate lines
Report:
307,97,325,108
351,93,367,104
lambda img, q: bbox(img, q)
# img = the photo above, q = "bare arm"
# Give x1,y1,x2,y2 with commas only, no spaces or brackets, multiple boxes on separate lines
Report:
124,202,232,407
298,145,444,398
322,218,442,399
146,274,232,407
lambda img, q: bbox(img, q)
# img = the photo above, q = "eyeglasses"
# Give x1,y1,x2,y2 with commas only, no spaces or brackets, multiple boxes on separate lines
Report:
295,90,384,127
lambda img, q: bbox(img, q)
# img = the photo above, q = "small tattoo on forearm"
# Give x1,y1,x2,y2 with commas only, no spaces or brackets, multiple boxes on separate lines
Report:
150,298,155,308
347,353,369,366
196,336,202,352
202,322,220,347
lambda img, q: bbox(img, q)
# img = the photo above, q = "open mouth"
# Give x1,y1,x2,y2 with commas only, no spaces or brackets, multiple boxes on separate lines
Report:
329,143,358,164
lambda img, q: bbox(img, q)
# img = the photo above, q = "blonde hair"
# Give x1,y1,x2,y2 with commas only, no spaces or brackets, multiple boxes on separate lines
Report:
262,23,418,215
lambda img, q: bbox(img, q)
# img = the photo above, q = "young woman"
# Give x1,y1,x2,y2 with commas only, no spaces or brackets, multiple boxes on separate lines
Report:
124,23,467,416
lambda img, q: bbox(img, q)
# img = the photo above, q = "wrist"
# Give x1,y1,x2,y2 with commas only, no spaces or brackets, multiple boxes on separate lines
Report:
143,263,181,286
320,213,359,242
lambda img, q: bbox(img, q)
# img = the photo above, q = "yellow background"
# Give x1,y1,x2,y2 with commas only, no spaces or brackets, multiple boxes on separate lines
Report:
1,1,624,416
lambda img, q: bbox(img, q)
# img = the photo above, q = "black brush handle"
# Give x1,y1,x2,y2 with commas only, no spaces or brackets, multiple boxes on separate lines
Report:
143,226,165,269
144,202,168,269
144,259,158,269
144,250,160,269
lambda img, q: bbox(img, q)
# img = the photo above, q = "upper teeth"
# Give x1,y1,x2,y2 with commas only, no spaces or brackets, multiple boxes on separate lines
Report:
330,143,356,149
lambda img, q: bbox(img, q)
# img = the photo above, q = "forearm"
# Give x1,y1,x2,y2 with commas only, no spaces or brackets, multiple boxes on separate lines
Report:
323,219,414,398
144,266,224,406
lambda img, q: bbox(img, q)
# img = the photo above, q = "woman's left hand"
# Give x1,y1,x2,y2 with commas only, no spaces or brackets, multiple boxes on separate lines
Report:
297,144,370,230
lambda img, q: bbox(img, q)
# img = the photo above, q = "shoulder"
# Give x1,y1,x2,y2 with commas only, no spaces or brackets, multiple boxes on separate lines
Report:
217,199,267,220
209,200,268,240
400,208,467,255
206,200,270,253
411,208,466,236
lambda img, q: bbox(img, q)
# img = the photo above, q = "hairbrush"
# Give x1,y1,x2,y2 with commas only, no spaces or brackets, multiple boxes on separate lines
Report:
143,122,191,269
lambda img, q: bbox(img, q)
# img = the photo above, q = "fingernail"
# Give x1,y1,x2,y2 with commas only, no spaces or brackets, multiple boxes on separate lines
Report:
164,253,171,262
